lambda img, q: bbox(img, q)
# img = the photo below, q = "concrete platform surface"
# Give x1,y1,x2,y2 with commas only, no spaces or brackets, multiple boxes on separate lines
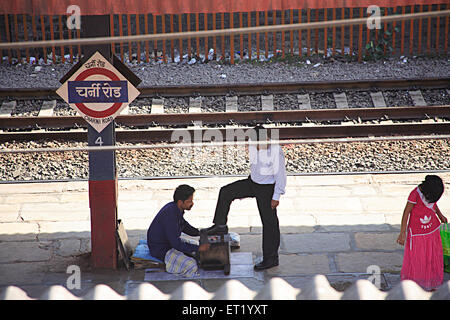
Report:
1,172,450,299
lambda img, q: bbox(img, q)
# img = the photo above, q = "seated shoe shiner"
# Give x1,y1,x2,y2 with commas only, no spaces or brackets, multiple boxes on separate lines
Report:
147,184,209,277
206,125,287,271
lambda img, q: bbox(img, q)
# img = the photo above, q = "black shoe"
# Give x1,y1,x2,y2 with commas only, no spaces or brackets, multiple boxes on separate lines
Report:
205,224,228,235
254,259,279,271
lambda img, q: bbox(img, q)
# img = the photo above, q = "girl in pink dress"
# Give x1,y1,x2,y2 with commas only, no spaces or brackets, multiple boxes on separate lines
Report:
397,175,448,291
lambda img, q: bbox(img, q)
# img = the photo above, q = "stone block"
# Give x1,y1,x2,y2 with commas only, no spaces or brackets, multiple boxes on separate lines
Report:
289,175,371,186
20,202,90,222
0,182,65,195
59,192,89,203
281,233,351,254
227,215,252,229
384,214,402,230
56,239,82,257
0,262,48,286
64,181,89,192
336,252,404,273
294,197,364,214
235,234,262,256
354,232,403,251
349,185,378,196
360,197,405,213
437,196,450,212
118,218,152,232
377,185,416,197
371,173,433,184
117,200,159,219
190,199,221,216
0,222,39,241
297,186,352,197
180,216,214,229
3,194,61,204
266,254,331,275
0,242,52,263
279,214,317,226
0,204,20,222
38,221,91,240
314,213,389,232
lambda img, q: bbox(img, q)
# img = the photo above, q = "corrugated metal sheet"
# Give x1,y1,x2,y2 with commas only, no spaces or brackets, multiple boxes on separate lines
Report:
1,276,450,300
1,0,449,15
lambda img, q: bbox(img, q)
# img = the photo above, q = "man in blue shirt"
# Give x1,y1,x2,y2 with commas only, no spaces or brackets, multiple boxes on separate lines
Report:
147,185,209,269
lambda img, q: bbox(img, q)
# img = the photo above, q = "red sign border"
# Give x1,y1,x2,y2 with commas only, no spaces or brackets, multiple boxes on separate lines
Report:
74,67,124,119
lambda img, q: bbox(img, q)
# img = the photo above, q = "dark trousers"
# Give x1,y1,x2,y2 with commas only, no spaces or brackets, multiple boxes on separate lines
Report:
213,176,280,261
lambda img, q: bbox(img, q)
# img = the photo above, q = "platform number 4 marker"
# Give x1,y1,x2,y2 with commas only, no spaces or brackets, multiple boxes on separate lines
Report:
95,136,104,146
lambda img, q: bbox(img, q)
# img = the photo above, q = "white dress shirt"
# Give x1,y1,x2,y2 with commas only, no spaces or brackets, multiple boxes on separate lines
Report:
249,143,287,201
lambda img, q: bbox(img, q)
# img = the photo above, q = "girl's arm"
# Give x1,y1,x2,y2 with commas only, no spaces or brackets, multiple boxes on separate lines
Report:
436,205,448,224
397,202,414,246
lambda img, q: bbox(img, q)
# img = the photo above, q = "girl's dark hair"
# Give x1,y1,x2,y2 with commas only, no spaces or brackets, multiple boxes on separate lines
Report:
173,184,195,202
419,175,444,203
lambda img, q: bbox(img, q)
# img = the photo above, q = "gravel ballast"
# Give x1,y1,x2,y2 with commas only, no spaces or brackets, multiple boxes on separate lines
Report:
0,55,449,89
1,55,449,181
0,139,448,181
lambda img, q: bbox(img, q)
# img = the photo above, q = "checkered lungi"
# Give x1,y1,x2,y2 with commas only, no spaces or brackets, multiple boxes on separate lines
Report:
164,248,198,277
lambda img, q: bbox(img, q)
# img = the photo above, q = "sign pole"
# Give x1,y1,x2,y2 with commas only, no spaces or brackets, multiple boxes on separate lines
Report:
57,16,140,270
83,15,117,269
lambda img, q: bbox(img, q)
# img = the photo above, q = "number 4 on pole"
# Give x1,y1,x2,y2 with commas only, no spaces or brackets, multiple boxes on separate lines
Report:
95,136,104,146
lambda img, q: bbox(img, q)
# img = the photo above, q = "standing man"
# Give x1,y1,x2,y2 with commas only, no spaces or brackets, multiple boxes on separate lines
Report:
147,184,209,277
206,125,287,270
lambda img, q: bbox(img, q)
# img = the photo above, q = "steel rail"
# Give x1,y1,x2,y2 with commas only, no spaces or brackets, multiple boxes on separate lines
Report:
1,122,449,143
129,78,450,97
1,77,448,98
1,106,449,130
0,10,449,50
0,133,449,155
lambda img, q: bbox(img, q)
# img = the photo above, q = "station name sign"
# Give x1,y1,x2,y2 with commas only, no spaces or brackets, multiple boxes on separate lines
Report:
68,81,128,103
56,51,140,133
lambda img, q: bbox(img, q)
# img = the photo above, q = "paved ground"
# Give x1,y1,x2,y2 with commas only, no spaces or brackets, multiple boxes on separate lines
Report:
1,172,449,298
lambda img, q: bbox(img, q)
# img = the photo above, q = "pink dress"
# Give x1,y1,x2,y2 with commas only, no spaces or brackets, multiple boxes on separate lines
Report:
400,187,444,290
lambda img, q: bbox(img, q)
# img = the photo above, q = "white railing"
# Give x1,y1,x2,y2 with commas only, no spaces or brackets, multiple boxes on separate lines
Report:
1,275,449,300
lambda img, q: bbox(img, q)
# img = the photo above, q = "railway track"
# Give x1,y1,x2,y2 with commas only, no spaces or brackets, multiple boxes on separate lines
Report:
1,77,449,98
0,78,449,142
0,106,449,142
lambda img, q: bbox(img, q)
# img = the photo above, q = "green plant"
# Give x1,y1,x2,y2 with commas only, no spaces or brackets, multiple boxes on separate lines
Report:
364,26,399,61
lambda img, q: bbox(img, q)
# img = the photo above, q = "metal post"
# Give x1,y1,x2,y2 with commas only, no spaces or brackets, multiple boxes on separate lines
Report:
82,15,118,269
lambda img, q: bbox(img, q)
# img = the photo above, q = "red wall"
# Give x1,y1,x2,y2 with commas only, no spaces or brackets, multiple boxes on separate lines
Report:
1,0,449,15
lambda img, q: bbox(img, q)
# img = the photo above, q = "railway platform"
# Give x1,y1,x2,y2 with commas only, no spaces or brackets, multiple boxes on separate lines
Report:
1,171,449,298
